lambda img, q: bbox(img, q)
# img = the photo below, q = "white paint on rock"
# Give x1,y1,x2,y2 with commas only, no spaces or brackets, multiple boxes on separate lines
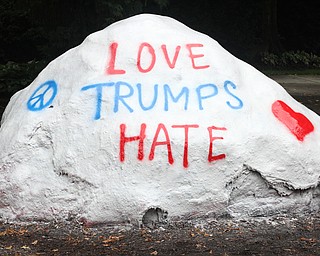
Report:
0,14,319,223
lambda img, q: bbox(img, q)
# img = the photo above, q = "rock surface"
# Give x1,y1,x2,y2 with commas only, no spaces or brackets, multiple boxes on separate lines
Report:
0,14,319,223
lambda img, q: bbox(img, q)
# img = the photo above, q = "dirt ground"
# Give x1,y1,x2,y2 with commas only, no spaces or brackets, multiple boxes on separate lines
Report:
0,215,319,256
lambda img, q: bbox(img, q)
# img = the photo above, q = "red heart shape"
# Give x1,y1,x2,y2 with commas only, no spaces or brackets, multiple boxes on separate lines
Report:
272,100,314,141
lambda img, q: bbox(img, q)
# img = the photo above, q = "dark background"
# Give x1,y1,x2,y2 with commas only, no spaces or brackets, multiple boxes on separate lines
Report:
1,0,320,63
1,0,320,98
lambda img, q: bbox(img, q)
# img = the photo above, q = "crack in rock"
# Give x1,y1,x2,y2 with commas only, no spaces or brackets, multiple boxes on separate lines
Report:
55,168,94,187
226,164,320,217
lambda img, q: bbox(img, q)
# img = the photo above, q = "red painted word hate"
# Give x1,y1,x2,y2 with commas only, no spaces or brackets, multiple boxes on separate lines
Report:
119,123,227,168
107,42,210,74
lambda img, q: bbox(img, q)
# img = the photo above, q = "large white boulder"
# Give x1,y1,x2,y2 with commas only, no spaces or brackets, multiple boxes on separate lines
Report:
1,14,319,223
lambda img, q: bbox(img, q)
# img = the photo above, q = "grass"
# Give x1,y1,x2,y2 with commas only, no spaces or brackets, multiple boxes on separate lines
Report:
261,68,320,76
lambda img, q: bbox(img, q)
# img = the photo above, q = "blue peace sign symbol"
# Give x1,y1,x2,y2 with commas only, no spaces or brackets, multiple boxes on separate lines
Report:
27,80,58,111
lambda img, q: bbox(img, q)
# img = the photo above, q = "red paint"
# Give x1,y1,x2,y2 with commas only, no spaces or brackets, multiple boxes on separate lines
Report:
119,123,228,167
149,123,174,164
161,45,181,69
272,100,314,141
137,42,156,73
106,42,126,75
172,124,199,168
106,42,209,74
186,44,210,70
120,123,146,161
207,126,227,162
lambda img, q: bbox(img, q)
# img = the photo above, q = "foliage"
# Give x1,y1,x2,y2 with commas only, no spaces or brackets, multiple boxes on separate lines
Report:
0,0,169,62
0,0,169,97
263,69,320,76
260,51,320,69
0,60,47,96
0,0,42,62
1,0,320,66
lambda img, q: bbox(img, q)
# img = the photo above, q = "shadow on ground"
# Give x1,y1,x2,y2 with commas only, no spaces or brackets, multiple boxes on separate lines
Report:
0,216,319,255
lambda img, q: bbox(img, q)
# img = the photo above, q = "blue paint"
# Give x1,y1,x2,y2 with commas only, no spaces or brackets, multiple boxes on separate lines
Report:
196,83,218,110
224,80,243,109
81,82,114,120
137,83,158,111
114,81,134,113
164,84,189,111
80,79,244,120
27,80,58,111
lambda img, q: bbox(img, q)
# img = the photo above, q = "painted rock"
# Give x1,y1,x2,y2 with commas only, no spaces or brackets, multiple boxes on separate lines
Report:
0,14,319,223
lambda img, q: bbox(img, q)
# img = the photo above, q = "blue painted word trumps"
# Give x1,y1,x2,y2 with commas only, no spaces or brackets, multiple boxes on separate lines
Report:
81,80,243,120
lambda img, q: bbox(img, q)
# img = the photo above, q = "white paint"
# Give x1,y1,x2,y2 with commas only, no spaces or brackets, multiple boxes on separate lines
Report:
0,14,319,223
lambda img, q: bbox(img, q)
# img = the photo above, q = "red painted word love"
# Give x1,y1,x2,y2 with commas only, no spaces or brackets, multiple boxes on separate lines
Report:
107,42,210,74
272,100,314,141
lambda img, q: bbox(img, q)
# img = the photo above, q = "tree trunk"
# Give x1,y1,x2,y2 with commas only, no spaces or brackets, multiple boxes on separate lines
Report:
262,0,283,53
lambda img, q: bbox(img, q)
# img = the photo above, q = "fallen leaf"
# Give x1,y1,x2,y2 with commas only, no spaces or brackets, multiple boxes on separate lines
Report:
1,227,29,236
102,235,124,244
305,225,313,231
300,237,317,243
17,228,29,235
32,240,38,245
21,245,30,250
150,251,158,255
5,245,12,250
140,229,148,236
